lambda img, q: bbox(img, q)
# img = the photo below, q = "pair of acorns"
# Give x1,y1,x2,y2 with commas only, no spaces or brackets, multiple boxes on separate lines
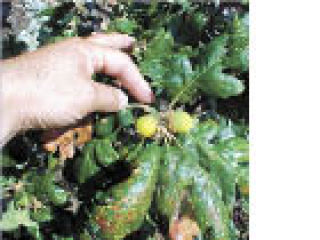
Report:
136,111,194,138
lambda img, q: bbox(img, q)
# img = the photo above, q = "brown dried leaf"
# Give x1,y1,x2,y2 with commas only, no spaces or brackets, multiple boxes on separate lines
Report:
42,120,93,160
74,124,93,146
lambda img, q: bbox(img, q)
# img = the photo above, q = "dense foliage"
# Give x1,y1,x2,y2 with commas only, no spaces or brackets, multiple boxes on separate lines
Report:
1,1,249,240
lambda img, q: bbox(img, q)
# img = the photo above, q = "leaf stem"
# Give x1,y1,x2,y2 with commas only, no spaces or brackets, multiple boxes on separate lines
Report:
169,60,216,109
169,37,230,109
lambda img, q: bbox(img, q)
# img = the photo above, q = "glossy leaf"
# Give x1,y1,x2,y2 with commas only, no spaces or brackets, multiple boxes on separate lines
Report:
190,120,219,143
225,14,249,71
95,139,119,167
190,166,229,240
74,142,100,184
197,35,245,98
164,55,195,102
139,29,174,83
31,207,52,223
198,143,238,207
200,35,228,67
200,66,244,98
47,185,69,206
143,29,174,61
156,146,193,219
118,109,134,128
126,142,145,162
91,144,160,240
95,117,114,138
25,170,69,206
219,137,249,163
107,17,138,34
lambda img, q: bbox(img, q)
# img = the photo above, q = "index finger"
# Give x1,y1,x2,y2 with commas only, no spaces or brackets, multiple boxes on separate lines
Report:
85,40,154,104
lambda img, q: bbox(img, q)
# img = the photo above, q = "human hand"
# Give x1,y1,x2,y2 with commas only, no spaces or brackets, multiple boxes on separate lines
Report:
0,33,154,146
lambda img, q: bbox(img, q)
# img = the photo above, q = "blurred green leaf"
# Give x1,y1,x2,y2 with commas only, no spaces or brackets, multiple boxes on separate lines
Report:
48,186,69,206
95,139,119,167
190,120,219,143
0,202,38,231
74,142,100,184
91,144,160,240
107,17,138,34
0,151,16,167
201,66,245,98
118,109,134,127
191,165,229,240
220,137,249,163
31,207,53,223
200,35,228,67
14,191,32,209
198,143,238,207
225,14,249,71
95,117,114,138
237,165,249,197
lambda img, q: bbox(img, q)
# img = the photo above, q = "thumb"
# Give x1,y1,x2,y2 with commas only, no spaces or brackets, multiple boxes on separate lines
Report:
91,82,128,112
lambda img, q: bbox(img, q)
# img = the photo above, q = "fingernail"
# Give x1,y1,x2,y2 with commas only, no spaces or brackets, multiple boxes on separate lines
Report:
143,90,155,103
118,91,128,110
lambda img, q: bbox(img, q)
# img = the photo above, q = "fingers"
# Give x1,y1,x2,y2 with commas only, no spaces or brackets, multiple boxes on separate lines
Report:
86,33,135,50
92,82,128,112
87,43,154,103
102,48,155,103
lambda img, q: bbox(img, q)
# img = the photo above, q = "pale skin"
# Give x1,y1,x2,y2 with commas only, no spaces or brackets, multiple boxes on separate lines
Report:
0,33,154,147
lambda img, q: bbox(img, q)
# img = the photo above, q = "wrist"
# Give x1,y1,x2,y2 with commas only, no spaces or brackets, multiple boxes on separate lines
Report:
0,60,24,147
0,108,19,148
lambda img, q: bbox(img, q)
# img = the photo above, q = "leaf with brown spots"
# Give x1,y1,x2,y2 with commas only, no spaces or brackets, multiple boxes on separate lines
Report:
91,144,160,240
